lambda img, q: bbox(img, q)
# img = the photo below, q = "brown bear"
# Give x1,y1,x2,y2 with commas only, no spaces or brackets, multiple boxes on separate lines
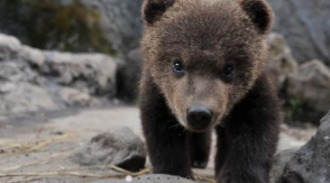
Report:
139,0,280,182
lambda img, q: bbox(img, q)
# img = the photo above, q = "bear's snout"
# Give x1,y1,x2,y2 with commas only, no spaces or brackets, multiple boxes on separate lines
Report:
187,106,213,131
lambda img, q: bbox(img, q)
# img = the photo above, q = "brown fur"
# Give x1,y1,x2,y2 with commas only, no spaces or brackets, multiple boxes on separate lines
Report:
142,0,269,130
139,0,280,182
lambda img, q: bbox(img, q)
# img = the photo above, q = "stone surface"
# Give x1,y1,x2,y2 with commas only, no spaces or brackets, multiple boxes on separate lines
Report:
267,33,298,89
0,33,119,115
268,0,330,65
80,0,143,57
0,82,58,114
286,60,330,121
266,32,330,122
277,111,330,183
0,0,143,58
270,149,297,183
70,127,146,172
0,106,315,183
117,48,142,101
58,87,94,106
39,51,118,98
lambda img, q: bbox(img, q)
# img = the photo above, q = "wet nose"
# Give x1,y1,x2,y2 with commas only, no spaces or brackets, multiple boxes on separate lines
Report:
187,106,212,130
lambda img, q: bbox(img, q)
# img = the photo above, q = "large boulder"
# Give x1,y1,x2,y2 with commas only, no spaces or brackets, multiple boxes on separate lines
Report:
267,0,330,65
286,60,330,122
270,149,297,183
0,0,143,101
0,82,58,114
79,0,143,57
267,33,298,89
71,127,147,172
0,0,143,57
27,50,118,98
116,48,142,101
277,111,330,183
267,33,330,123
0,33,119,114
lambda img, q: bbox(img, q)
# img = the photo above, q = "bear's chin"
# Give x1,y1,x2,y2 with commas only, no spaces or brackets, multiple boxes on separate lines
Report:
187,126,212,133
180,120,216,133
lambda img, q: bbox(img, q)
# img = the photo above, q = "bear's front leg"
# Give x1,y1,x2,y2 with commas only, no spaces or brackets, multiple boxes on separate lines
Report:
140,76,193,179
216,77,280,183
188,131,211,169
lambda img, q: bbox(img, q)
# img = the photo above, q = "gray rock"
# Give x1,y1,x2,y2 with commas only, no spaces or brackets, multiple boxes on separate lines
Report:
277,111,330,183
268,0,330,65
71,127,146,172
0,33,21,60
78,0,143,57
270,149,297,183
267,33,330,122
267,33,298,89
40,51,118,98
0,33,119,114
0,82,58,114
90,174,197,183
0,0,143,58
117,48,142,101
286,60,330,121
58,87,94,106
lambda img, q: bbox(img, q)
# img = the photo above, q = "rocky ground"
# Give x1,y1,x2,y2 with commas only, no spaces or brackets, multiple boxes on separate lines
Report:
0,1,329,182
0,106,318,183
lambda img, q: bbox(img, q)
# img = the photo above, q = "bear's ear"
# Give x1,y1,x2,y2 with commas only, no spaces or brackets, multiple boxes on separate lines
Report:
239,0,273,34
142,0,176,25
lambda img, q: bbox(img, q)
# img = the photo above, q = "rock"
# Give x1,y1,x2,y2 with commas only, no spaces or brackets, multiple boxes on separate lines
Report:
80,0,143,57
0,82,58,114
70,127,146,172
90,174,197,183
20,46,46,67
277,111,330,183
0,0,115,55
270,149,297,183
58,87,94,106
0,0,143,57
267,0,330,65
0,60,40,84
267,33,298,89
117,48,142,101
277,133,306,152
286,60,330,122
40,51,118,98
267,33,330,123
0,33,119,115
0,34,22,60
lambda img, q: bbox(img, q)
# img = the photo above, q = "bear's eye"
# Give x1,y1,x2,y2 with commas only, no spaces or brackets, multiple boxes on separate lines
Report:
223,64,235,78
172,58,185,75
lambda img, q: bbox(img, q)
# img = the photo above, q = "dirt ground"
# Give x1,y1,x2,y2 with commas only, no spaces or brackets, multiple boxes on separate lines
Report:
0,106,316,183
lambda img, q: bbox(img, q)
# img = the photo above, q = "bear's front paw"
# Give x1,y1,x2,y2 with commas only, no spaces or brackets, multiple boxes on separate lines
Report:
217,170,264,183
218,176,241,183
191,159,208,169
217,173,238,183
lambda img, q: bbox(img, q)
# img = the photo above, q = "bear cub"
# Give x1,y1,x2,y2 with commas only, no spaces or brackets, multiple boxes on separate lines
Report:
139,0,280,182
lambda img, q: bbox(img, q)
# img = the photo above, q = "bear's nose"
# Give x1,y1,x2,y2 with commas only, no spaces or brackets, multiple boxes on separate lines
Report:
187,106,212,130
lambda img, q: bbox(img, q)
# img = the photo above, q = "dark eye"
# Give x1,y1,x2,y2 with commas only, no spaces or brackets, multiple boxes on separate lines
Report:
172,58,185,75
223,64,235,77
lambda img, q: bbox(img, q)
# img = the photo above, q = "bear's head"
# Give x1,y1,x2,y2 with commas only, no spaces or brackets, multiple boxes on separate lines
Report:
141,0,273,132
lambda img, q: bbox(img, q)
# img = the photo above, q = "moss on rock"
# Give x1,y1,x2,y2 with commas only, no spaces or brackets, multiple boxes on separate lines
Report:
1,0,115,55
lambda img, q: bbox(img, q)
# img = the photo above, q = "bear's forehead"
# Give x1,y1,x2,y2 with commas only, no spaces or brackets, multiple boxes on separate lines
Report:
154,0,258,52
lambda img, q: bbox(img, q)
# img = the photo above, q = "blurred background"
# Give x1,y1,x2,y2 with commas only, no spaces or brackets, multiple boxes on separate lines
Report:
0,0,329,182
0,0,329,125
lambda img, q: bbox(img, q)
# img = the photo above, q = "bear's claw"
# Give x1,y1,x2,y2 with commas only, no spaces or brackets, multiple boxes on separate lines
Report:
191,160,207,169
